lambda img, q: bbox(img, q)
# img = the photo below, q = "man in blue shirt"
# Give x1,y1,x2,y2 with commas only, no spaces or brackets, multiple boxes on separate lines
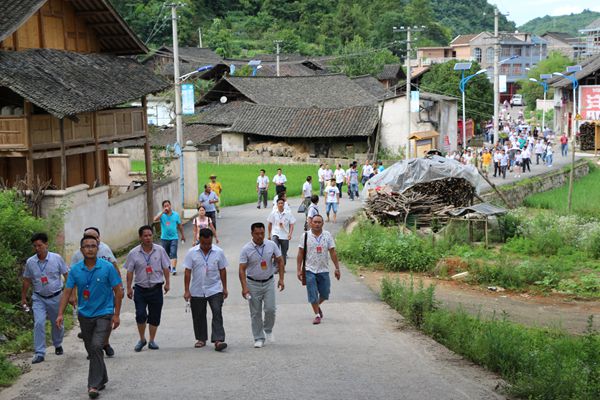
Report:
198,184,219,229
56,235,123,399
21,232,69,364
154,199,185,275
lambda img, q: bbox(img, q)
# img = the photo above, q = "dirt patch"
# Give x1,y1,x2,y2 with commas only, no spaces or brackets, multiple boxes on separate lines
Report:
356,268,600,334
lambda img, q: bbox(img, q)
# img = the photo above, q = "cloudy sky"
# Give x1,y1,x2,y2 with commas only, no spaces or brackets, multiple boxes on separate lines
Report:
496,0,600,26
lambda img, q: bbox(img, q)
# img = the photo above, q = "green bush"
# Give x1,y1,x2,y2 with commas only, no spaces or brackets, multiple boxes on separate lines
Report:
381,277,436,328
382,278,600,399
337,221,438,272
0,353,20,387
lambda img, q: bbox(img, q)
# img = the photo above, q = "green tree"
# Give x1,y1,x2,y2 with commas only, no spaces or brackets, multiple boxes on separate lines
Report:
517,51,573,111
330,35,400,77
420,60,493,124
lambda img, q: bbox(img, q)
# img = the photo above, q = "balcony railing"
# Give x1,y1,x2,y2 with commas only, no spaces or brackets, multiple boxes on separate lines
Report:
0,107,145,151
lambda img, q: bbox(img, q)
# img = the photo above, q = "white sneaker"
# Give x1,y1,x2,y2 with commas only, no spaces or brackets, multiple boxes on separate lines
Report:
266,332,275,343
253,340,264,348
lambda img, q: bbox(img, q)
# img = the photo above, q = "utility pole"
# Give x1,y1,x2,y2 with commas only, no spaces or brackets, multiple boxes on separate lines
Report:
492,6,499,145
406,27,412,160
170,3,184,206
198,27,202,48
274,40,282,77
393,26,425,160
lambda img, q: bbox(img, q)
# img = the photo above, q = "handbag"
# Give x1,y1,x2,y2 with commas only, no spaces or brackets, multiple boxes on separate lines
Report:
297,203,306,213
301,232,307,286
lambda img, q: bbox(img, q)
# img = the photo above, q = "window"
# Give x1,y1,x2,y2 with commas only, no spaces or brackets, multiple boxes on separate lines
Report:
513,64,522,75
501,47,510,57
500,64,509,74
474,47,482,63
486,47,494,64
513,47,522,56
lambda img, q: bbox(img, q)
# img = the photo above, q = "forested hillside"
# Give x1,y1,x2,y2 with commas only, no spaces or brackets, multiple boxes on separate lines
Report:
518,9,600,36
110,0,514,57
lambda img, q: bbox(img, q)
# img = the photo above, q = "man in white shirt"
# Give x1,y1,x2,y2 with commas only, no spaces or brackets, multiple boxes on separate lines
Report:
324,179,340,223
334,164,345,198
267,198,296,268
317,164,325,196
183,228,228,351
256,169,269,209
323,164,333,183
296,215,341,325
273,168,287,196
361,160,373,186
302,176,313,211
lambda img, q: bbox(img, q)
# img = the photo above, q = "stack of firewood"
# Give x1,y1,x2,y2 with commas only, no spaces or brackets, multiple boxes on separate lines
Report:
578,122,597,151
365,178,475,226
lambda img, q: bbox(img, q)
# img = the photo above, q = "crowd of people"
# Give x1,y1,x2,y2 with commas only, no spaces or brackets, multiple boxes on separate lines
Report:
20,160,384,399
445,107,567,179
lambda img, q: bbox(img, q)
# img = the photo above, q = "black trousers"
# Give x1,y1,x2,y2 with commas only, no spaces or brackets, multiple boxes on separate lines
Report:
133,284,163,326
79,314,112,390
190,293,225,343
206,211,217,229
272,235,289,266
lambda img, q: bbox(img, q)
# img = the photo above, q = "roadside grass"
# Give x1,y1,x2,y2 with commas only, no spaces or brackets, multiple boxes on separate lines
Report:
381,277,600,400
131,161,318,206
337,219,600,298
524,163,600,217
0,304,75,387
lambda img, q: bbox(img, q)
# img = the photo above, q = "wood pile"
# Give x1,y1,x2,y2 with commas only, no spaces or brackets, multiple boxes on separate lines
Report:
365,178,475,226
578,122,596,151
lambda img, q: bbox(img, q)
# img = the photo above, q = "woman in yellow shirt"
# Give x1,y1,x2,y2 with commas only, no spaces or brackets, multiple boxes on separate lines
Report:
208,174,223,218
481,149,492,177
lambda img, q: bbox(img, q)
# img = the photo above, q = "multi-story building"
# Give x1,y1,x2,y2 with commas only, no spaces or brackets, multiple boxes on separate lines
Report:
580,18,600,57
541,32,586,60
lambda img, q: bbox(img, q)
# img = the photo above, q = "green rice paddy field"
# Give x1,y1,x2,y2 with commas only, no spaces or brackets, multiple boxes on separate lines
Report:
131,161,318,206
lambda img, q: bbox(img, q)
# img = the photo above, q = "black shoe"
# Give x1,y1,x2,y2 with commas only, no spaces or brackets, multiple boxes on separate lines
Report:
215,341,227,352
103,344,115,357
55,346,64,355
78,332,83,339
32,355,44,364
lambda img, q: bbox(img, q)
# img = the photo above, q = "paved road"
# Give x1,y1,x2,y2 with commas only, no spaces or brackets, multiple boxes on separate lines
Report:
1,196,504,400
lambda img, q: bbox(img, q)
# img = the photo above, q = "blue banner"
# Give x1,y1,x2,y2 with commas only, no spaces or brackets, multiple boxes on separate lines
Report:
181,83,195,115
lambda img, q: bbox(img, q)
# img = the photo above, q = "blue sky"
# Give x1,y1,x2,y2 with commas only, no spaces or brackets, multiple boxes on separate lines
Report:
496,0,600,26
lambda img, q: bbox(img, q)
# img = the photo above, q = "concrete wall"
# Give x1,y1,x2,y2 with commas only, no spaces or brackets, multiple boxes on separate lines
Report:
221,132,245,152
108,154,132,192
380,96,458,155
41,178,180,261
536,99,554,112
481,160,590,207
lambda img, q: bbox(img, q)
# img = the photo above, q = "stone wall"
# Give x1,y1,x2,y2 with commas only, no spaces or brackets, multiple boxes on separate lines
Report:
481,159,590,207
124,148,377,166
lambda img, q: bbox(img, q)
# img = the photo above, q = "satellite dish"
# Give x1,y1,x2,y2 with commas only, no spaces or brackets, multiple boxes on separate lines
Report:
220,96,227,104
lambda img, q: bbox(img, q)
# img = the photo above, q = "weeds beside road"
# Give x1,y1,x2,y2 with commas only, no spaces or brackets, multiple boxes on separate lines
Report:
381,278,600,400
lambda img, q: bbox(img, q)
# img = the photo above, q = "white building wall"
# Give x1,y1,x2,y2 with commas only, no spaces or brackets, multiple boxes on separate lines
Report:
221,132,245,152
41,178,181,261
380,96,458,156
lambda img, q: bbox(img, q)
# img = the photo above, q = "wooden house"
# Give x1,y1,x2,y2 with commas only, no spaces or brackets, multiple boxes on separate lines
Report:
0,0,169,193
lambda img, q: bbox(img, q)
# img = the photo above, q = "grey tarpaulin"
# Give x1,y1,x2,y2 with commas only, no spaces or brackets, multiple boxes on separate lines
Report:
446,202,507,217
361,156,484,200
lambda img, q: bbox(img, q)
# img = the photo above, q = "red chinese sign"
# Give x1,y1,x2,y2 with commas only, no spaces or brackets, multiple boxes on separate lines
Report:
580,85,600,121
